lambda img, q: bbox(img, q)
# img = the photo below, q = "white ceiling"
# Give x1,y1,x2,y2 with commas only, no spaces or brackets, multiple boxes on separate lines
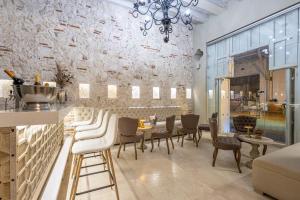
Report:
105,0,235,23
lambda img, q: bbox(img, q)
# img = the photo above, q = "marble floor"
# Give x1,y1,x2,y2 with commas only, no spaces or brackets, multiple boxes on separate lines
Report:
73,133,279,200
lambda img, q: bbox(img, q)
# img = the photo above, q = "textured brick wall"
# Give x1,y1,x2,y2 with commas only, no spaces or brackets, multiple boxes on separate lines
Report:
0,0,194,111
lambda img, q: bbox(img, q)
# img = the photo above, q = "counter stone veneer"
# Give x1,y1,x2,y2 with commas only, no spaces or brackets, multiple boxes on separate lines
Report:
0,0,194,112
0,105,72,200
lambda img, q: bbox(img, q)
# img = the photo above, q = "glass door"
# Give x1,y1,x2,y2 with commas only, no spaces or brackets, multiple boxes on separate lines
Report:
266,67,295,144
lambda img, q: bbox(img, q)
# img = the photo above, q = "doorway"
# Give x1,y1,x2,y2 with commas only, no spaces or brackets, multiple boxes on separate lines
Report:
216,47,295,144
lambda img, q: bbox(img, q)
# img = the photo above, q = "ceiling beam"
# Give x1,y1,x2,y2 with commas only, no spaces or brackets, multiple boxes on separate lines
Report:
185,0,225,15
207,0,230,8
105,0,209,23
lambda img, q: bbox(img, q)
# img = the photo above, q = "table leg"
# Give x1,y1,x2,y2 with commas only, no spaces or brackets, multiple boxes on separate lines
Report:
245,144,260,169
137,131,148,150
262,145,267,155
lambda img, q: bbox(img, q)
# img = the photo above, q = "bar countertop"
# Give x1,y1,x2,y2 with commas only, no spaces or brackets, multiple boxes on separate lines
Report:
0,104,73,127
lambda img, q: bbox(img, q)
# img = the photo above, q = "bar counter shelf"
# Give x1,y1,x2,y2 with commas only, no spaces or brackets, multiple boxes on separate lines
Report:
0,104,73,200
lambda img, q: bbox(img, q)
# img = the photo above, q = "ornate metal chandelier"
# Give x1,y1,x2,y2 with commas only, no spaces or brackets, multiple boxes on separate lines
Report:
131,0,199,43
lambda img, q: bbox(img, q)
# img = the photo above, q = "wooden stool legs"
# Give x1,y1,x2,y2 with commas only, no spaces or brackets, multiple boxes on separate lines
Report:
107,149,120,200
70,149,119,200
70,155,83,200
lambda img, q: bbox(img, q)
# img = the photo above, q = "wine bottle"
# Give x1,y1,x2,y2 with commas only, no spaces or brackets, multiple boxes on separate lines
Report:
34,73,41,85
4,69,24,85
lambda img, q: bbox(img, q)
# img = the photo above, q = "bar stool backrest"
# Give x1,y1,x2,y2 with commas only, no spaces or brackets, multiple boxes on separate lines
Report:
94,109,104,127
104,114,118,146
99,111,111,133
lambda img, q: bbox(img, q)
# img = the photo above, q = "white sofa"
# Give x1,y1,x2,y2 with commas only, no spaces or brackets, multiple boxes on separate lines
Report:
252,142,300,200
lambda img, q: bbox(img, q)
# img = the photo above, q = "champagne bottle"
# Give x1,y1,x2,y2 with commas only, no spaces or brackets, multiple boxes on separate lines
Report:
34,73,41,86
4,69,24,85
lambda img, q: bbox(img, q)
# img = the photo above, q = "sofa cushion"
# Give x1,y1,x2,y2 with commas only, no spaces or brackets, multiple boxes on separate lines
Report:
253,142,300,182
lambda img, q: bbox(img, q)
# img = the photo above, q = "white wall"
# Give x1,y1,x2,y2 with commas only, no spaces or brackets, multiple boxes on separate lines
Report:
0,0,193,111
192,0,300,122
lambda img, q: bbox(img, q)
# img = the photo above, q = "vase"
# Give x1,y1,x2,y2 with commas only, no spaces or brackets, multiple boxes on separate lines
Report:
58,89,66,104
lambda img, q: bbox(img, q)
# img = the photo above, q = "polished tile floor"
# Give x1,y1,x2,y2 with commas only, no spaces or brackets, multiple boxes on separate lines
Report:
73,133,279,200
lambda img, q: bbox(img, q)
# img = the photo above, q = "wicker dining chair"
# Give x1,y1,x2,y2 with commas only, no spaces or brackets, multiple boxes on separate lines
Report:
233,115,257,135
178,114,200,147
197,112,218,145
209,118,242,173
117,117,144,160
150,115,176,154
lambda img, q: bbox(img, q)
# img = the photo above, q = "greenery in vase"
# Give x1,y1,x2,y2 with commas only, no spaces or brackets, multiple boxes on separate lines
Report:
53,62,74,89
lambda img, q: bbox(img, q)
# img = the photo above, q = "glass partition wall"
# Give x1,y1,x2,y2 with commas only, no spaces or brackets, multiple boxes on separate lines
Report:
206,6,300,144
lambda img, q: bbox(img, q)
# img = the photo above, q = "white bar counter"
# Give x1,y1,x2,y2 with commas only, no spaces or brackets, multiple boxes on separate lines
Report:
0,104,74,200
0,104,73,127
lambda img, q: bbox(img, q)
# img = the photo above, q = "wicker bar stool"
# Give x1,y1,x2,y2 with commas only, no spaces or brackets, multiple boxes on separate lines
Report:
70,114,119,200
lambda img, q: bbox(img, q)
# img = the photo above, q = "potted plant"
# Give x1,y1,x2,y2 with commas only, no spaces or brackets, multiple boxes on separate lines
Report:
52,62,74,103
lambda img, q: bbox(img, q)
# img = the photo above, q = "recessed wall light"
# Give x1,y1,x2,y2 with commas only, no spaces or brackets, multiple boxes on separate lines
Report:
108,85,117,99
132,86,140,99
171,88,176,99
79,83,90,99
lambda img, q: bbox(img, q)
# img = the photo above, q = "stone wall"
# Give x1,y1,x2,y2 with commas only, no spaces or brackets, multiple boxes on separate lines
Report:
0,0,193,112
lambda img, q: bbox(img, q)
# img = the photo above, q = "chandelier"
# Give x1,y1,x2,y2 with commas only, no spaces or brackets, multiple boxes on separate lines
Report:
131,0,199,43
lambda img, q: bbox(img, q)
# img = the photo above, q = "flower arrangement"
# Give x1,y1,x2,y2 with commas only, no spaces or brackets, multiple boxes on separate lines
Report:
149,114,158,125
52,62,74,89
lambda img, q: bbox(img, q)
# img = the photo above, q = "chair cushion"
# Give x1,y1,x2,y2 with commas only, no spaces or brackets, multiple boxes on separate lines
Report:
76,123,99,132
198,124,210,131
253,142,300,182
155,120,181,128
72,138,108,155
178,127,197,135
151,131,169,139
75,128,105,140
71,120,91,127
216,136,241,149
119,133,144,143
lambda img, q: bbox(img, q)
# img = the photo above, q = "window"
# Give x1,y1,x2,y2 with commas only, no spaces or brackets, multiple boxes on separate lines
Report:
0,79,13,98
108,85,117,99
132,86,140,99
79,83,90,99
43,81,57,87
186,88,192,99
153,87,160,99
171,88,176,99
208,90,214,99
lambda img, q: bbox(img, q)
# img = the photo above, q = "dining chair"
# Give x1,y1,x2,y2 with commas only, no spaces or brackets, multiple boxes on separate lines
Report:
150,115,175,154
178,114,200,147
197,112,218,145
209,118,242,173
117,117,144,160
233,115,257,135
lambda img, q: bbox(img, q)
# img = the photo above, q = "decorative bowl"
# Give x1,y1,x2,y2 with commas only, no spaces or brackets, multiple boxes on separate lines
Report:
13,85,58,110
